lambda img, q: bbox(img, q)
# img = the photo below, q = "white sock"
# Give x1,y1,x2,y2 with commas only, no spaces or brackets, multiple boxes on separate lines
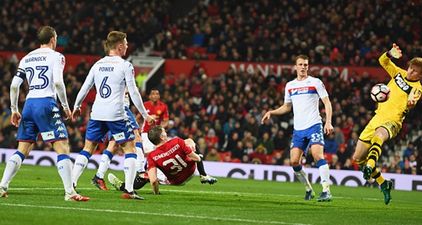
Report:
124,155,137,193
135,146,145,173
0,153,23,188
294,169,313,192
96,152,112,179
72,154,89,187
318,164,330,192
57,156,73,194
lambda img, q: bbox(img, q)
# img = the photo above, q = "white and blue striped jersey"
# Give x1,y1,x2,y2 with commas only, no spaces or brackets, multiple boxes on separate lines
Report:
11,47,69,111
74,56,148,121
284,76,328,130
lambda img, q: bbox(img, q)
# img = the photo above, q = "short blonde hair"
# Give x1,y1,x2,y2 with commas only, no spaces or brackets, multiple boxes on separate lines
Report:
409,57,422,69
103,31,126,53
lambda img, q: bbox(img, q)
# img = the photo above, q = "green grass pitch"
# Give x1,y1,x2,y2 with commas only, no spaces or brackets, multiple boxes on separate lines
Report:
0,164,421,225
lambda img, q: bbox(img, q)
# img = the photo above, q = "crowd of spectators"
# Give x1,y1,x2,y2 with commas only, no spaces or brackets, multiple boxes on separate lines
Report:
0,0,422,176
149,0,422,66
0,0,170,55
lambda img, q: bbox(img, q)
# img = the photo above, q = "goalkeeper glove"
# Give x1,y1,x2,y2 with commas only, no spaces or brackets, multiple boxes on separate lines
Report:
407,87,422,107
388,44,402,59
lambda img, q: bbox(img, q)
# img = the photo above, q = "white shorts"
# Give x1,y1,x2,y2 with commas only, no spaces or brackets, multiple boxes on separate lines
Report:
141,132,156,153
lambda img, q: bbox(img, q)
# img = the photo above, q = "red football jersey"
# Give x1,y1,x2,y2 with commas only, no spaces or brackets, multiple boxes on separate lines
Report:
147,137,197,185
142,100,169,132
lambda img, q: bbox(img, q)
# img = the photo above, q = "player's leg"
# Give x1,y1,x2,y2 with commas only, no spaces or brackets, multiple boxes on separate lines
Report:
108,171,150,192
72,119,104,188
0,100,38,197
72,140,98,188
365,122,399,205
191,144,217,184
120,141,143,200
112,119,143,200
364,127,389,176
309,144,332,202
133,129,145,173
141,132,155,168
290,147,314,200
54,140,89,201
307,124,331,201
290,129,314,200
125,107,144,173
0,142,33,197
355,120,394,204
92,138,117,190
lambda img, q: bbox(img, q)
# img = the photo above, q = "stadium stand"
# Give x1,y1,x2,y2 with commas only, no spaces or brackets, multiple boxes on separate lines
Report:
0,0,421,175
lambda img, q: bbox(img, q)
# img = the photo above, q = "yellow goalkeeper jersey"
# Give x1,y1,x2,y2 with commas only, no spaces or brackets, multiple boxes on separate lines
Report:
376,52,422,122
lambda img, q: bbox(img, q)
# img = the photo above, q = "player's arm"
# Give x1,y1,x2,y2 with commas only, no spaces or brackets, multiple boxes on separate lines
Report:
183,138,201,161
147,167,160,194
72,68,95,119
161,105,170,128
9,68,25,127
261,102,292,124
124,63,154,123
10,68,25,113
321,96,334,135
53,54,70,114
378,43,402,77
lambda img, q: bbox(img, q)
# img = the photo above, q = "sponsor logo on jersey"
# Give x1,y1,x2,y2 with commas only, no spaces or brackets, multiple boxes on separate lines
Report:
52,107,60,112
59,133,66,138
394,73,412,94
55,120,62,125
53,113,61,118
57,126,65,132
289,86,317,96
41,131,55,141
113,132,126,141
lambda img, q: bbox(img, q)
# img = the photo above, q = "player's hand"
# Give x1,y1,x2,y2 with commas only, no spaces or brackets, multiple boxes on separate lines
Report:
389,43,402,59
261,111,271,124
324,122,334,135
10,112,21,127
72,108,81,121
63,109,72,120
145,115,155,124
407,87,421,108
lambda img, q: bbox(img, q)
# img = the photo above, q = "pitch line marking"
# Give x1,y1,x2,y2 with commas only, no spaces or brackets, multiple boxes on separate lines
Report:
6,187,394,202
0,202,311,225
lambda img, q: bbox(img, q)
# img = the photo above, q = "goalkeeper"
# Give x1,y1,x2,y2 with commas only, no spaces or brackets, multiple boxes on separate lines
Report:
352,43,422,205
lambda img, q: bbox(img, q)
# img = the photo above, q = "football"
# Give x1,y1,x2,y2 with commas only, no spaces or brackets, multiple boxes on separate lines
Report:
371,83,390,103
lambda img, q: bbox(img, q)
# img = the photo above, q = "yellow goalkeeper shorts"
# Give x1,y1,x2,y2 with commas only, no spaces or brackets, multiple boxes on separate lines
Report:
359,115,402,142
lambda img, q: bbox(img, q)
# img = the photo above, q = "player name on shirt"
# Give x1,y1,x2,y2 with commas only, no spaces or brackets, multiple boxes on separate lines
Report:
153,144,180,161
99,67,114,72
25,56,47,63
